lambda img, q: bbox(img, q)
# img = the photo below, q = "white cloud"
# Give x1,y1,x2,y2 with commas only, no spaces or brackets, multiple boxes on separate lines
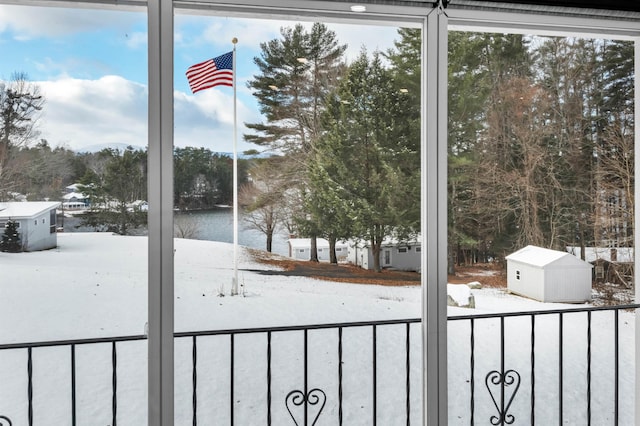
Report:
328,22,402,61
34,57,114,80
174,88,262,153
175,15,284,52
34,75,260,153
201,18,285,49
37,76,148,151
176,15,401,64
0,5,141,39
3,9,403,154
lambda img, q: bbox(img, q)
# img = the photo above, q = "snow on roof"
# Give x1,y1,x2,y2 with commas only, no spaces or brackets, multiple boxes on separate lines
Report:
62,192,88,200
506,245,589,268
0,201,61,219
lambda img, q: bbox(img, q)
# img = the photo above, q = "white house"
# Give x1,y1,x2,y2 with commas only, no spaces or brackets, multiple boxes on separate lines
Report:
347,238,421,271
62,183,91,210
287,238,349,262
0,201,61,251
506,245,592,303
62,192,90,209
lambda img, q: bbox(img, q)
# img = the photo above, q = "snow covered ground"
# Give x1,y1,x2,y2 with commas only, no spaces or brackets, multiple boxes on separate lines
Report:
0,233,635,425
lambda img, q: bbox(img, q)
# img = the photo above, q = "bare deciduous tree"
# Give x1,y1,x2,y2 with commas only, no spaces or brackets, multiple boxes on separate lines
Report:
239,158,289,253
0,72,45,199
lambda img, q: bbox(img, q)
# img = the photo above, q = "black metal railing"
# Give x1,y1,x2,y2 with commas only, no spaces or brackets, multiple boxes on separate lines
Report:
173,319,421,425
448,303,639,425
0,304,637,425
0,334,145,426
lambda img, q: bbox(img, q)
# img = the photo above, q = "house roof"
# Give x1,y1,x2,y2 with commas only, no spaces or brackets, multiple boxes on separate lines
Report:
506,245,590,268
62,192,88,201
0,201,61,219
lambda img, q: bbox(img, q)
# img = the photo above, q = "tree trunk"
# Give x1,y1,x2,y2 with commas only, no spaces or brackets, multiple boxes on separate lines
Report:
266,232,273,253
447,247,456,275
329,236,337,264
309,234,319,262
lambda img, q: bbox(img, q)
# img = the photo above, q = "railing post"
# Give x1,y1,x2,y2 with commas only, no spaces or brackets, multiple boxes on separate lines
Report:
559,313,563,425
470,318,475,426
112,341,118,426
338,327,343,426
27,347,32,426
530,315,535,425
406,323,411,426
615,309,619,425
71,344,76,426
373,325,377,426
192,336,197,426
230,334,235,426
267,331,272,426
587,311,591,426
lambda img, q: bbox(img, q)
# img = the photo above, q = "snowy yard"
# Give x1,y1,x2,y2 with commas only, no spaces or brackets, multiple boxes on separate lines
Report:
0,233,635,425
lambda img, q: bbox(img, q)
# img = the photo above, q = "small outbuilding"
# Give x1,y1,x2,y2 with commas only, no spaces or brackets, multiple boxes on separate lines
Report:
0,201,61,252
287,238,349,262
505,245,592,303
347,238,421,272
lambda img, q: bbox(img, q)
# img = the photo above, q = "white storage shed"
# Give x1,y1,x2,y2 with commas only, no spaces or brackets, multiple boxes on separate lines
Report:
347,238,421,271
506,245,592,303
0,201,61,251
287,238,349,262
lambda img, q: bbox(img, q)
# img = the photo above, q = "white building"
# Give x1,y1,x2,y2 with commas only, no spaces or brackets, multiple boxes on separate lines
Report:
506,245,592,303
0,201,61,251
62,183,91,210
347,238,421,271
62,192,90,209
287,238,349,262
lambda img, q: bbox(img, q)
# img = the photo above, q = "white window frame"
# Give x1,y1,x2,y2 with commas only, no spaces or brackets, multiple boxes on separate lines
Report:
8,1,640,425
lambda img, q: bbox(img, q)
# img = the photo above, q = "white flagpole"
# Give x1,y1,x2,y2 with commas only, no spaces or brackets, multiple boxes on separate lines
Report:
231,37,239,296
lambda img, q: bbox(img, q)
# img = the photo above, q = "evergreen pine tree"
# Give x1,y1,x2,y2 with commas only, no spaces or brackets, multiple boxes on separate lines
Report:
0,220,22,252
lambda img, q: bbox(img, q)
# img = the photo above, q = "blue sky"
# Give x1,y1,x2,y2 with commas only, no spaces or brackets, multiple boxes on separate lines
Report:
0,4,402,154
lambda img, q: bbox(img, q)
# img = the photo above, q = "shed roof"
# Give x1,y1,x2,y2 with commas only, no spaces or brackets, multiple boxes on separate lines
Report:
0,201,61,219
506,245,590,268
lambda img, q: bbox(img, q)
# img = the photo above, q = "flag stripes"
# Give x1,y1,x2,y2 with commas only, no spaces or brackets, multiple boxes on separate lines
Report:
186,51,233,93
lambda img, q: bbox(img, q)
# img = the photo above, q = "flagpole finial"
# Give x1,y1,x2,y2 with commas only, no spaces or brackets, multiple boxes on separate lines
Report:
232,37,238,44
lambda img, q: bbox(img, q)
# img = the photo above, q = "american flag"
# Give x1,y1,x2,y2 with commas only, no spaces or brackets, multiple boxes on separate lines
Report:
186,51,233,93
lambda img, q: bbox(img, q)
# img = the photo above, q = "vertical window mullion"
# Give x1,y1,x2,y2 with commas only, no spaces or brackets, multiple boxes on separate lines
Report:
634,37,640,426
147,0,175,425
422,6,449,426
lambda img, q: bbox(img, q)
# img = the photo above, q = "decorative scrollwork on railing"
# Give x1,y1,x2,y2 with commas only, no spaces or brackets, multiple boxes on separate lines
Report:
0,415,12,426
485,369,521,425
285,388,326,426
